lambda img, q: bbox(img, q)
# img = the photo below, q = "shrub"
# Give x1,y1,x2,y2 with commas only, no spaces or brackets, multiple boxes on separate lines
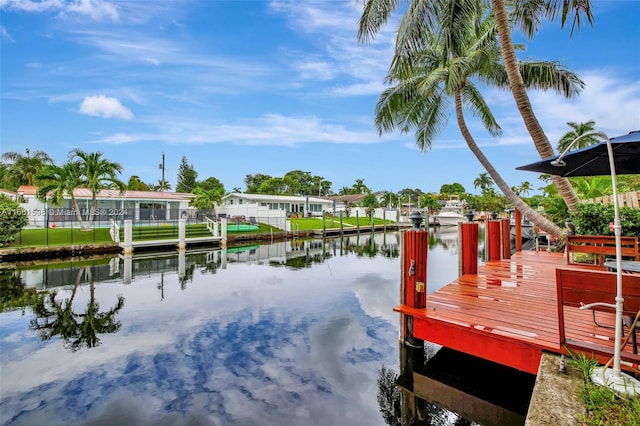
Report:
0,195,28,247
571,203,640,237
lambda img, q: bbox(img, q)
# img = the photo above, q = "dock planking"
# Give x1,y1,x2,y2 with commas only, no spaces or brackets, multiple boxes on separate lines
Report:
395,250,639,374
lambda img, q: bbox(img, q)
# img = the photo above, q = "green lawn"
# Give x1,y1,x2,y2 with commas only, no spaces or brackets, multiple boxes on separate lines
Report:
10,227,113,247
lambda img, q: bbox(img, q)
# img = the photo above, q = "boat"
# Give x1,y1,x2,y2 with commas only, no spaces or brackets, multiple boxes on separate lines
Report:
434,195,467,227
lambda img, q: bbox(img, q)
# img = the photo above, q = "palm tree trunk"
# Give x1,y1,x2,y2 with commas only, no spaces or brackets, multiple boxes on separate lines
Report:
455,91,563,238
71,196,89,230
491,0,580,212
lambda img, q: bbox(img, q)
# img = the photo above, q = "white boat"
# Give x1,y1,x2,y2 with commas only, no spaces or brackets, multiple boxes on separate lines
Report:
434,195,467,227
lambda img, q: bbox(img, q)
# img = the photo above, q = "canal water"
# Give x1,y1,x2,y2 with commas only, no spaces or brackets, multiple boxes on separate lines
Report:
0,226,534,425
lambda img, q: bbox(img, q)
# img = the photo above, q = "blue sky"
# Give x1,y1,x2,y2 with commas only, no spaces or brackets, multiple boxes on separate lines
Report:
1,0,639,195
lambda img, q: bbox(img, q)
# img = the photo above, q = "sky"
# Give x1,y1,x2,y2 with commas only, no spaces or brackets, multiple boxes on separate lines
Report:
1,0,639,196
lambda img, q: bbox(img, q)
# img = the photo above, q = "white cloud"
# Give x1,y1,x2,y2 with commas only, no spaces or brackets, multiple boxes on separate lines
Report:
79,95,133,120
65,0,118,22
0,0,117,21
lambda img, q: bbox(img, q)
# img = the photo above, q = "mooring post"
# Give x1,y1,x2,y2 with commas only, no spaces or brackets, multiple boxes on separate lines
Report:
515,209,523,252
459,222,479,275
486,219,502,261
400,212,428,347
123,253,132,285
340,211,344,237
178,248,185,279
123,219,133,254
501,218,511,259
221,217,228,247
178,218,186,250
356,210,360,235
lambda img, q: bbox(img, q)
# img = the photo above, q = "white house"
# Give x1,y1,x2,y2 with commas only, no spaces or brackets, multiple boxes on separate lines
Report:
14,185,195,228
217,193,335,220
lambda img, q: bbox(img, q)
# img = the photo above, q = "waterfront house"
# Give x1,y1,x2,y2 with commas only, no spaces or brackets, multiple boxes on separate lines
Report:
14,185,195,228
217,193,334,219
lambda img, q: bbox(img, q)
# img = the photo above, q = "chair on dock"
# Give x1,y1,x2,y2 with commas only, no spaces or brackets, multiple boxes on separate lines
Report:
249,216,258,227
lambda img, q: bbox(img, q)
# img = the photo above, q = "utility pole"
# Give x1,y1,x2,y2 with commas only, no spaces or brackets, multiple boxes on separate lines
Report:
159,152,165,192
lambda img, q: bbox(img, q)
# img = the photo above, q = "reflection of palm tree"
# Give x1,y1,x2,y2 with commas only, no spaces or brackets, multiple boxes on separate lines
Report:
29,266,125,352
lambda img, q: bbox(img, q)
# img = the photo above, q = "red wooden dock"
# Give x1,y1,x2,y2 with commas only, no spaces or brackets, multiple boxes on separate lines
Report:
395,249,640,375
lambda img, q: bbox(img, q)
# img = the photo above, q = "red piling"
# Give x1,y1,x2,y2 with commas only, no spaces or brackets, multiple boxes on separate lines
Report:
501,219,511,259
486,220,502,261
400,229,428,345
459,222,478,275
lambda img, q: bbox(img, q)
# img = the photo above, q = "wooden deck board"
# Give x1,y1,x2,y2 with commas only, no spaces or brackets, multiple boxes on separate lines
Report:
397,250,640,373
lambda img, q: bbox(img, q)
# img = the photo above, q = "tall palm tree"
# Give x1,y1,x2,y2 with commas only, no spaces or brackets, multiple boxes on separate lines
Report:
358,0,592,212
517,181,533,196
372,0,576,236
557,120,598,152
1,148,53,187
490,0,592,211
69,149,126,229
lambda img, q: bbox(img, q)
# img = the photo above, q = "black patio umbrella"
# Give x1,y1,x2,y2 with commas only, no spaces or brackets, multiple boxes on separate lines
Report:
516,130,640,176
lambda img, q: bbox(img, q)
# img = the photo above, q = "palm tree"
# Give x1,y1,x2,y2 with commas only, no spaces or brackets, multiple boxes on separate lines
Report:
473,173,493,195
369,1,574,236
1,148,53,187
69,149,126,229
35,162,88,228
127,175,150,191
190,186,224,210
557,120,598,153
517,181,533,196
489,0,592,211
358,0,592,212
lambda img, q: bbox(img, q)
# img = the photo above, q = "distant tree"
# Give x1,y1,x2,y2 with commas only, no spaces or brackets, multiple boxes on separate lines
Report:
557,120,598,153
176,156,198,193
150,179,171,192
473,173,493,195
1,148,53,187
190,187,224,210
127,175,150,191
257,177,287,194
0,195,28,247
232,187,242,193
244,173,272,193
197,176,225,193
516,181,533,196
338,186,356,195
352,178,370,194
362,193,379,217
440,183,465,197
283,170,313,195
419,193,440,211
380,192,397,208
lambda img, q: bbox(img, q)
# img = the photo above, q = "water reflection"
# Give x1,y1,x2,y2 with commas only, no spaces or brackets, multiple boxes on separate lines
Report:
0,228,512,426
29,266,125,352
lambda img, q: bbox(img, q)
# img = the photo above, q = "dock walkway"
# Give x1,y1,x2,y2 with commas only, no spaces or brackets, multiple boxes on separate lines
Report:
395,250,638,374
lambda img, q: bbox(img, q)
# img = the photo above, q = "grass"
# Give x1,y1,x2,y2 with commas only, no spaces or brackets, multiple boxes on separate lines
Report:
569,351,640,425
290,216,393,231
10,227,113,247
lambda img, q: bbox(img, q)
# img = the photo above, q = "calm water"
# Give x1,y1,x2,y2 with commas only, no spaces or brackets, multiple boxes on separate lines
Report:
1,226,530,425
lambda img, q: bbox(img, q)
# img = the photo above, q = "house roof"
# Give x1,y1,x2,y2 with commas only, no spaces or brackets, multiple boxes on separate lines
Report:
332,191,386,204
222,193,332,203
17,185,195,200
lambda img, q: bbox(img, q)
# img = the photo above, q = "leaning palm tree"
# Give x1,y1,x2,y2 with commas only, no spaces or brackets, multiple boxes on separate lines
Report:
557,120,598,153
1,148,53,187
358,0,593,212
373,0,575,236
69,149,126,229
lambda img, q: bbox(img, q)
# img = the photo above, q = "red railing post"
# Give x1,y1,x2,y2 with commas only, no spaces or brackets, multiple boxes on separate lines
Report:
487,220,502,261
515,209,522,252
459,222,478,275
501,219,511,259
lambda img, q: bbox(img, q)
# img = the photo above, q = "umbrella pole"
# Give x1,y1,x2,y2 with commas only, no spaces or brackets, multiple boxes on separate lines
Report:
587,134,639,397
